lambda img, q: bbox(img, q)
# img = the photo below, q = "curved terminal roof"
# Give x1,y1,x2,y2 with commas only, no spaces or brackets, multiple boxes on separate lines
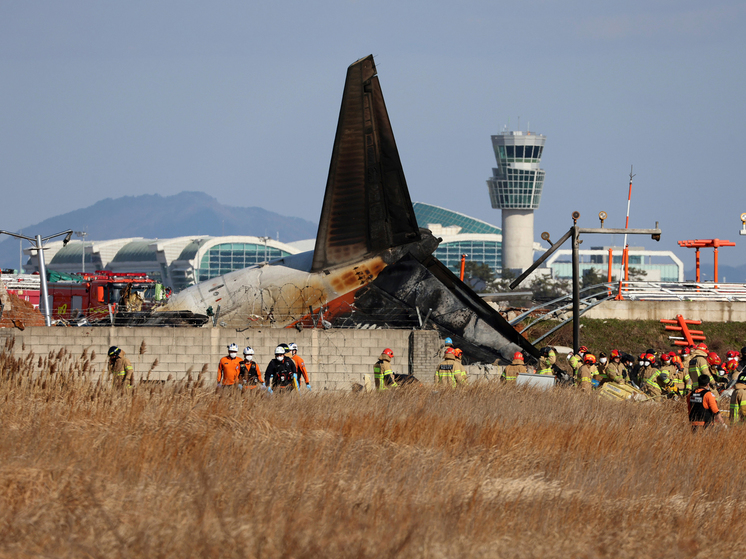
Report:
110,240,159,262
413,202,502,235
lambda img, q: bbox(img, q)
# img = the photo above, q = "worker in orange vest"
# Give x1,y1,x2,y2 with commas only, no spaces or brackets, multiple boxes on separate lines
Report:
289,342,311,390
217,343,242,388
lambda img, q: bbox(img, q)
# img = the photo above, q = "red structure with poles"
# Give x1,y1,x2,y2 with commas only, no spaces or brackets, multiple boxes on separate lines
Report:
677,239,736,283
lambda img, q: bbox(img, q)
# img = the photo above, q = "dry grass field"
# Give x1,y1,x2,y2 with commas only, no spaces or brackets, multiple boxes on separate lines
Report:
1,339,744,558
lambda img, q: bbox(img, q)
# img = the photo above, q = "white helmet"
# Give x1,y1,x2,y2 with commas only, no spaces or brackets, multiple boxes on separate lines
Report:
228,343,238,352
243,347,254,356
289,343,298,351
274,346,285,355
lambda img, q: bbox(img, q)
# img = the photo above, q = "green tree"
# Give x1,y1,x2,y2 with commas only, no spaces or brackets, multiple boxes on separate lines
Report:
528,275,571,301
462,262,496,293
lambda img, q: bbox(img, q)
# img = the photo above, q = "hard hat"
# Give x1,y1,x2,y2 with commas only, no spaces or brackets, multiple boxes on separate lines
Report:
279,343,290,353
227,343,238,352
513,351,524,361
274,346,285,355
243,347,254,356
445,347,455,355
659,371,670,384
583,353,596,364
289,343,298,351
540,346,551,357
444,337,453,346
661,352,671,362
610,349,621,358
696,342,708,352
645,353,656,363
639,353,647,361
579,346,588,353
726,350,738,360
681,346,691,355
707,352,721,366
108,346,121,358
382,348,394,358
453,348,463,358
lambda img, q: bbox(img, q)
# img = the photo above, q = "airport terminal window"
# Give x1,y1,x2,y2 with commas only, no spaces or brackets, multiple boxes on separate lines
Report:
506,146,514,158
197,243,291,282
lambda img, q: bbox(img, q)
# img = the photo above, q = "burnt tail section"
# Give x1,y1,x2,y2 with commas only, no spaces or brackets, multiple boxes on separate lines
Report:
311,55,420,273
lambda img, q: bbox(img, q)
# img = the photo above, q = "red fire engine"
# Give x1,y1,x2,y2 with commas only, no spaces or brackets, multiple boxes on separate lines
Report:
48,271,161,321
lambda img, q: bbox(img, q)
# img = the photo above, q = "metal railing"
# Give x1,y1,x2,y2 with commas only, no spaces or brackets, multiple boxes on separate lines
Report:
617,281,746,302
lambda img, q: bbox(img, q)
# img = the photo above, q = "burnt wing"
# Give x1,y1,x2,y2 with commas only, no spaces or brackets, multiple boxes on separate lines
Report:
311,55,420,272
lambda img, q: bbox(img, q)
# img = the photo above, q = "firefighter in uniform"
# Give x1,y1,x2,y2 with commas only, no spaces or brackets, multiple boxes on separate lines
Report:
108,346,134,387
688,343,710,389
502,352,527,382
660,352,684,395
577,353,596,394
452,348,468,385
373,348,398,391
536,347,556,375
568,346,587,383
217,343,242,389
688,374,725,430
638,353,668,397
604,349,626,384
729,371,746,423
594,352,610,386
435,347,457,387
238,347,263,391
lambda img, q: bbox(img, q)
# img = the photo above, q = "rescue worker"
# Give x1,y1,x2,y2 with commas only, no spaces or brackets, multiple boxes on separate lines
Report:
108,346,134,387
660,352,684,395
604,349,626,384
265,345,298,393
638,353,665,397
289,342,311,390
238,347,263,391
568,345,587,382
217,343,242,389
688,374,726,430
502,351,527,382
725,350,739,385
594,352,610,386
738,347,746,374
688,343,710,389
577,353,596,394
452,348,468,385
729,371,746,423
707,352,727,387
373,348,398,391
435,347,457,387
670,352,688,393
536,346,556,375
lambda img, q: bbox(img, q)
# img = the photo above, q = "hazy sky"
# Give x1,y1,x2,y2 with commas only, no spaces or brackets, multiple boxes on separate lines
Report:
2,1,746,274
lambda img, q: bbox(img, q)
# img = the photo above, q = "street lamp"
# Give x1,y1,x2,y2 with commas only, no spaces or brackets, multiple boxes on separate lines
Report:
0,229,73,326
75,231,88,273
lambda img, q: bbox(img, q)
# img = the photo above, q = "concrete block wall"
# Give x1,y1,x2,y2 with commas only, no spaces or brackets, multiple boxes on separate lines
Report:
4,327,420,391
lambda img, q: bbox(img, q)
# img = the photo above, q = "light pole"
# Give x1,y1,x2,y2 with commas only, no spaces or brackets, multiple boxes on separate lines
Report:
0,229,73,326
75,231,88,273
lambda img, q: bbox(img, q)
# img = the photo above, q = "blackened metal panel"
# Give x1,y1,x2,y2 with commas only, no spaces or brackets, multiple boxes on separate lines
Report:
311,55,421,272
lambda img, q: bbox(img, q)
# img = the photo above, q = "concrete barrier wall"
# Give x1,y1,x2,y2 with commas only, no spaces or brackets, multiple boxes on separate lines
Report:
1,327,469,391
583,300,746,322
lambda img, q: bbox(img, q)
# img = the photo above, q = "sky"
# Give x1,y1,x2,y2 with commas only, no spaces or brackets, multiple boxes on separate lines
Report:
2,1,746,276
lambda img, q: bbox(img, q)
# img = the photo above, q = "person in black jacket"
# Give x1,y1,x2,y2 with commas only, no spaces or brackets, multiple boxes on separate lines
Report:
265,345,298,393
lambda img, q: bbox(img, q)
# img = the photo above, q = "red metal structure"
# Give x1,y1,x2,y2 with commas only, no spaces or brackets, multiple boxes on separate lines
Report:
660,315,705,347
677,239,736,282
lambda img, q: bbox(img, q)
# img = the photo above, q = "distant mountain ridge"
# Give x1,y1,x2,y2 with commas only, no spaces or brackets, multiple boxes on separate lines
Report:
0,192,318,269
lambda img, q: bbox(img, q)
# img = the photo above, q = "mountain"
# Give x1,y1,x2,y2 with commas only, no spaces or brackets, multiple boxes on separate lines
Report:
0,192,318,269
684,264,746,283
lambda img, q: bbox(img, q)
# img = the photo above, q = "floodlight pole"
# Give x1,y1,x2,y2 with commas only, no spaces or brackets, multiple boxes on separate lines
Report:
0,229,73,326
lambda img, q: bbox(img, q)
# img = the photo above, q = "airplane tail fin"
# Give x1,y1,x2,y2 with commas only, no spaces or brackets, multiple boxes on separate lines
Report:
311,55,421,273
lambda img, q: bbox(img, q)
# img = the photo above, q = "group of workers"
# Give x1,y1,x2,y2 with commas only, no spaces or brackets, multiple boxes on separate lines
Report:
500,342,746,429
216,342,311,393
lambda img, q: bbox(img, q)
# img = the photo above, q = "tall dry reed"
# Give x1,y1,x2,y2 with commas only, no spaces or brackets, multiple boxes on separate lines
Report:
0,346,742,558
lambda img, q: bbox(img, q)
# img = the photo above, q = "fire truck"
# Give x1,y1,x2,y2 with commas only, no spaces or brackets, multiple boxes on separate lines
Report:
0,270,41,307
47,271,164,322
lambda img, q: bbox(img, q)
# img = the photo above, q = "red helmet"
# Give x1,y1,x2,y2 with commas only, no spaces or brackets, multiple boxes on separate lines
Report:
726,350,738,360
681,347,691,355
671,355,682,366
707,352,721,366
382,348,394,358
610,349,621,358
661,352,671,362
639,353,647,361
645,353,656,364
583,353,596,364
696,342,708,352
445,347,455,356
579,346,588,354
513,351,524,361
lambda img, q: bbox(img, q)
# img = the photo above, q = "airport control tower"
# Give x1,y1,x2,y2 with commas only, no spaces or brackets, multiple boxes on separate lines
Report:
486,129,546,272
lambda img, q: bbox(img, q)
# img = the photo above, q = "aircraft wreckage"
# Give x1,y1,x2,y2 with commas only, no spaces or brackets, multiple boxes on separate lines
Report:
157,55,539,364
